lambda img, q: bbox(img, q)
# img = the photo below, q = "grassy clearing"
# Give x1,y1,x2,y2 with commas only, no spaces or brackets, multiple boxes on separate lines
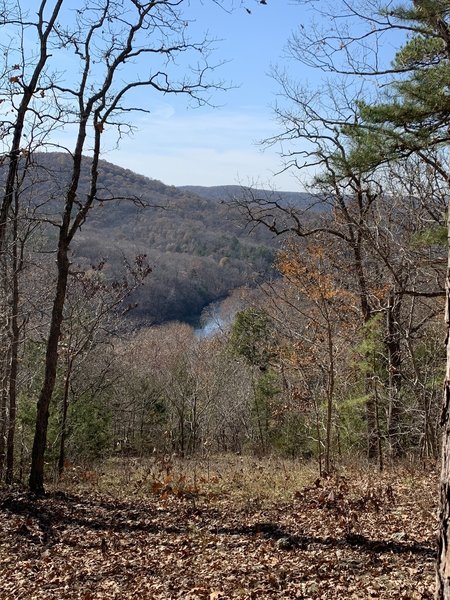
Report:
56,454,320,505
55,454,438,507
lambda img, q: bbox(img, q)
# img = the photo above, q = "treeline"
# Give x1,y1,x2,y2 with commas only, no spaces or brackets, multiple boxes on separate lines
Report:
0,149,447,481
7,154,445,477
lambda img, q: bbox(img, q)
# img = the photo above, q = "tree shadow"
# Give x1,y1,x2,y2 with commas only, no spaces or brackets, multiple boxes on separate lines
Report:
213,521,435,557
0,490,436,559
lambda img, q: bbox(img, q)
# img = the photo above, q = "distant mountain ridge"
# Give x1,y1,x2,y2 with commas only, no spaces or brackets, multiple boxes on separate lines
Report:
179,185,313,207
8,153,311,324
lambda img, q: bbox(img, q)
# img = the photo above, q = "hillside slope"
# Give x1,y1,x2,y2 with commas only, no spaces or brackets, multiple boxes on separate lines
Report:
17,153,295,324
179,185,314,208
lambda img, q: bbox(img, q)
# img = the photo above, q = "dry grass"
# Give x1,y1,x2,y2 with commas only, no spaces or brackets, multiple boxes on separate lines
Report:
56,454,320,504
55,453,438,511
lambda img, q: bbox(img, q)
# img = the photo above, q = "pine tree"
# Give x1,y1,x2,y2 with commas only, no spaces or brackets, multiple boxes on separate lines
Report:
341,3,450,596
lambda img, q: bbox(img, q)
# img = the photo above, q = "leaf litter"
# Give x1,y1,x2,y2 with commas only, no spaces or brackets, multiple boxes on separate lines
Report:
0,462,437,599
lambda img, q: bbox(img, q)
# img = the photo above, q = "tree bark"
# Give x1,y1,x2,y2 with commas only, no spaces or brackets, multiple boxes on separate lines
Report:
29,240,69,494
436,207,450,599
5,203,20,484
0,361,9,479
58,355,73,478
386,295,403,460
324,310,334,473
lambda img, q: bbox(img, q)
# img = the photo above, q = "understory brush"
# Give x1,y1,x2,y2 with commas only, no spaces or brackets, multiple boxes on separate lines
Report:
55,453,438,510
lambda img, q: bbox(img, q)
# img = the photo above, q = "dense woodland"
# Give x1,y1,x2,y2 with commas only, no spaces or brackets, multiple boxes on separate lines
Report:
2,0,450,598
0,147,445,475
5,152,287,324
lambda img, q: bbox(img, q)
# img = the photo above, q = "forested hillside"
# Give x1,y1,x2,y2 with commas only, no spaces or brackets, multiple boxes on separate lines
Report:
5,148,445,476
179,184,314,208
20,153,284,324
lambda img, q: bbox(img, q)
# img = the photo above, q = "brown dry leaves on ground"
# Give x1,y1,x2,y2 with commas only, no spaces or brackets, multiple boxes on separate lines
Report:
0,457,438,599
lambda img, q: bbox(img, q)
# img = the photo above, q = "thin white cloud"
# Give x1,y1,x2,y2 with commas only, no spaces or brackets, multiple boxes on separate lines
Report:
114,147,279,188
102,104,300,190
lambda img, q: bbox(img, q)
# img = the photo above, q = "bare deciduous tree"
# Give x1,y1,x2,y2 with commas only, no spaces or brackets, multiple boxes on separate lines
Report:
0,0,228,494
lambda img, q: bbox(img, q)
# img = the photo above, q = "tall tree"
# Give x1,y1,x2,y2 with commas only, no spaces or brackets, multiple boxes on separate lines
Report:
0,0,227,494
286,1,450,596
0,1,65,483
233,85,434,461
0,0,64,253
276,241,358,472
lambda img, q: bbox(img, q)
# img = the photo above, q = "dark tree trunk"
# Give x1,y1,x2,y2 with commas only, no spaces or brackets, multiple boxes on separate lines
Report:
0,252,10,479
324,313,334,473
29,240,69,494
386,295,403,460
0,365,9,479
437,211,450,598
437,379,450,598
5,205,20,484
57,355,73,478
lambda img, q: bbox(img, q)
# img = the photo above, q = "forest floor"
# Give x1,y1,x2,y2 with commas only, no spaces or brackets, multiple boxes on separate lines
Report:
0,456,438,599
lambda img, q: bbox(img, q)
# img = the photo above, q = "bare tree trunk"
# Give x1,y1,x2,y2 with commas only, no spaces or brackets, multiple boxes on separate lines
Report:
29,239,69,494
386,296,403,460
313,395,323,476
0,366,9,479
58,355,73,477
436,206,450,599
0,255,10,479
5,200,20,484
324,314,334,474
18,425,25,483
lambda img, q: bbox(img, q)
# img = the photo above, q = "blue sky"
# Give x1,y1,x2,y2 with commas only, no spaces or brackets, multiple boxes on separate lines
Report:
13,1,405,192
103,1,308,191
100,0,406,192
